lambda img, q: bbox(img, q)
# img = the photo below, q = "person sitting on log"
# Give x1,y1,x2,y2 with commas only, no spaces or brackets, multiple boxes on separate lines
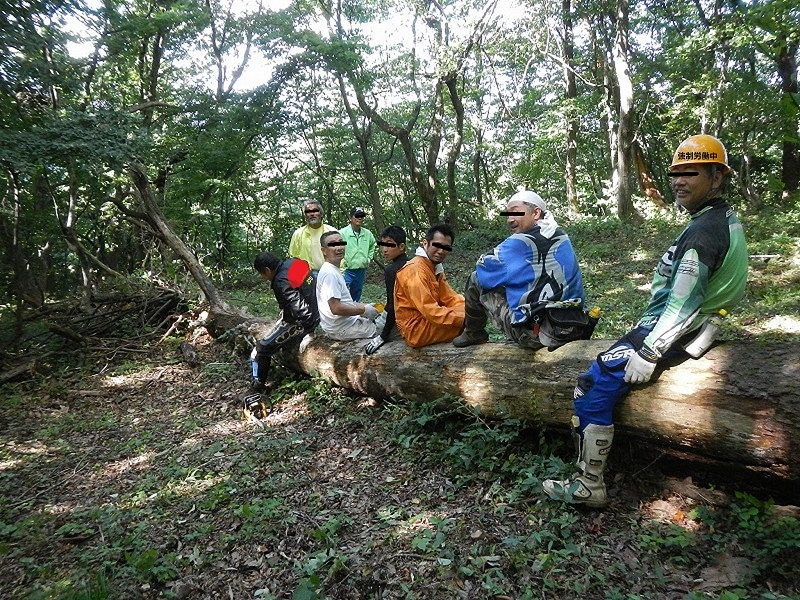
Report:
542,135,749,508
364,225,410,355
393,223,465,348
316,231,381,341
452,190,587,350
246,252,319,417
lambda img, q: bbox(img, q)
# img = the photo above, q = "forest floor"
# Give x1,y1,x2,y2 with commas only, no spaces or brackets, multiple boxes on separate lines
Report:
1,329,799,600
2,211,800,599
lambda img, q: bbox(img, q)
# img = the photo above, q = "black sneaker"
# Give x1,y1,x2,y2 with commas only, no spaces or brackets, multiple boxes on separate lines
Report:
452,330,489,348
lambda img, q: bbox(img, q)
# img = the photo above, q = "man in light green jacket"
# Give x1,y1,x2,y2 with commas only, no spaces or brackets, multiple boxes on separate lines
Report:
339,206,377,301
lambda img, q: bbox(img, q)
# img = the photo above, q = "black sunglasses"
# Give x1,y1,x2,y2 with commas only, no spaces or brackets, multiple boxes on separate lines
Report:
304,208,321,214
431,242,453,252
499,211,525,216
326,241,347,247
378,241,398,248
668,171,700,177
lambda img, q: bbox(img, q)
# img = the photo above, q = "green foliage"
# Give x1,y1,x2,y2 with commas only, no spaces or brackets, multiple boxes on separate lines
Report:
694,493,800,582
24,571,111,600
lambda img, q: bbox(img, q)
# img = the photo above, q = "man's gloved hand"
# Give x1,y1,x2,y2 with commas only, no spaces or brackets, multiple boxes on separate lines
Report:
623,346,659,384
362,303,380,321
363,335,385,355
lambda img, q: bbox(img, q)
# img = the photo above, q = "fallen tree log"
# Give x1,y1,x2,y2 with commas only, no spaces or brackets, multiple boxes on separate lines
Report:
220,316,800,483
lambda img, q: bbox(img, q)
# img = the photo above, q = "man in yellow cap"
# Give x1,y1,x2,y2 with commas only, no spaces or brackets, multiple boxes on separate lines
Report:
543,135,749,508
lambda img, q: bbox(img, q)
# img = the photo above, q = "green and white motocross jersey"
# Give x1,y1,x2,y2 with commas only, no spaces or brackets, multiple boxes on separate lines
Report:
638,199,748,358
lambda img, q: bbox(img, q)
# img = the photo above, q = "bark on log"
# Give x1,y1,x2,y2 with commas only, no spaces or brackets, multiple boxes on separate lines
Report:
291,335,800,482
219,315,800,483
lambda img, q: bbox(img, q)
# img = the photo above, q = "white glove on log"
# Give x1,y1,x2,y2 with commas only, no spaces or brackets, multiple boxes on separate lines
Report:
623,347,658,384
363,335,385,355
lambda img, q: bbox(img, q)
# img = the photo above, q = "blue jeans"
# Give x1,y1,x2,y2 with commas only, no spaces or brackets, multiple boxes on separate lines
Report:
344,268,367,302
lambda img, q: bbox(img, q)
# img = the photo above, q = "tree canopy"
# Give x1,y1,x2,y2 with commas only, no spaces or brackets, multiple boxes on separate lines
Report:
1,0,798,323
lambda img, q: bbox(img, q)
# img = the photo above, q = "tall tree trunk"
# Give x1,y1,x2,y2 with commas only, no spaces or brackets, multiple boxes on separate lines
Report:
1,166,46,310
613,0,636,220
738,129,763,210
633,141,666,209
337,73,385,233
444,76,465,229
590,17,617,214
777,39,800,194
352,87,440,224
472,131,485,211
562,0,579,211
472,46,486,211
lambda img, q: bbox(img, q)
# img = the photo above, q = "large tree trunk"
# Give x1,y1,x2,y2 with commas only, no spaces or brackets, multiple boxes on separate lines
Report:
612,0,636,220
562,0,579,212
777,38,799,194
232,330,800,484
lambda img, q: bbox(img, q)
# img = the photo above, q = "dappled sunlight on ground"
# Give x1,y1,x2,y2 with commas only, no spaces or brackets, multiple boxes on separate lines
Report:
763,315,800,333
96,451,155,479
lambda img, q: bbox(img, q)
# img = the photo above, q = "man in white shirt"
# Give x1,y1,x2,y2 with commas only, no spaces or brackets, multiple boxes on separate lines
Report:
316,231,381,340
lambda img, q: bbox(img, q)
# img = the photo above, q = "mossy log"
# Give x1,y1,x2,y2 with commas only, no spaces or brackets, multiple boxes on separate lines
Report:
221,314,800,483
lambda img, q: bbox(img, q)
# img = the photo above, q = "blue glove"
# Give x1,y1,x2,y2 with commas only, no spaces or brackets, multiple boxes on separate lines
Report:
624,346,658,384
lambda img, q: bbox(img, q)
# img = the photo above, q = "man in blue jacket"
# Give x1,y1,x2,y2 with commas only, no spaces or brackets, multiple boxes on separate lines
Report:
453,190,586,349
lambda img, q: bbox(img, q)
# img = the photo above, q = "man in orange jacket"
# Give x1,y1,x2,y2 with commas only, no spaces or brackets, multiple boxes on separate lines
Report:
393,223,465,348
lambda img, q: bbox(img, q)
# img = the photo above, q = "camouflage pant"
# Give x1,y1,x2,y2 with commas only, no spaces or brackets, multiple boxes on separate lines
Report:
463,271,543,350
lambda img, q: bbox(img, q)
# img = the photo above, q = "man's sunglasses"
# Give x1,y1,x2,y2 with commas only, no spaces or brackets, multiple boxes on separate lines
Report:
499,211,525,216
377,241,398,248
326,241,347,247
667,171,700,177
431,242,453,252
304,208,321,214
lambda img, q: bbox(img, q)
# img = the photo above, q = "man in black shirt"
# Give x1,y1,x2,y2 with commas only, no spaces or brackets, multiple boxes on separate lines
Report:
245,253,319,417
363,225,409,355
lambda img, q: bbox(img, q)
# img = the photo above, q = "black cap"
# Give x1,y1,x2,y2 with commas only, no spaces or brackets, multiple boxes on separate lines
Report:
350,206,367,217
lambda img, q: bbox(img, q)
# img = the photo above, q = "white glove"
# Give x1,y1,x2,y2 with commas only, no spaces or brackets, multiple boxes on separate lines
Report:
362,304,380,321
363,335,385,355
623,347,658,384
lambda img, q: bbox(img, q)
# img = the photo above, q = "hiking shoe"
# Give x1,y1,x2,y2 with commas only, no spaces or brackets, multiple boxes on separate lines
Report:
452,330,489,348
242,393,268,420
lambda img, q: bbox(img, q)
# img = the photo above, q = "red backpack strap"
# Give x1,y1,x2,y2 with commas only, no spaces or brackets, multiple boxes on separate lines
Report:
287,259,312,288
